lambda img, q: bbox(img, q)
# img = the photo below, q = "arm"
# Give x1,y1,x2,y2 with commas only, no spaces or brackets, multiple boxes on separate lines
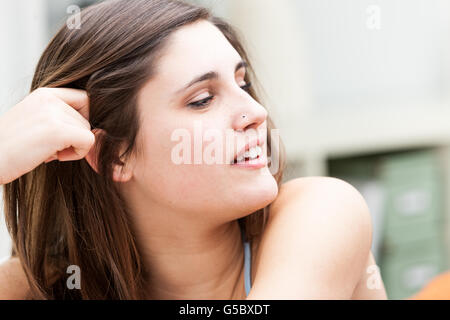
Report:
0,257,30,300
351,250,387,299
247,177,380,299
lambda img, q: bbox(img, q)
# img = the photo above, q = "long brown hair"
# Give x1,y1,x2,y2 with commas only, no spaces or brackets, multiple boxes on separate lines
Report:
3,0,286,299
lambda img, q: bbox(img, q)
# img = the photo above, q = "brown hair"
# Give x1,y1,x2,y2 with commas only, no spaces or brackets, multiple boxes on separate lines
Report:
2,0,286,299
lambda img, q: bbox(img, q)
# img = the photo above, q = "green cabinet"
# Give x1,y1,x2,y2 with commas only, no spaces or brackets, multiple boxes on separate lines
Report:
380,235,446,299
381,151,443,236
329,149,449,300
379,150,447,299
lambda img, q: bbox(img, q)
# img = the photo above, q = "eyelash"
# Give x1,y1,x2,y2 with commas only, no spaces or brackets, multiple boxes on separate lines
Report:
188,82,253,109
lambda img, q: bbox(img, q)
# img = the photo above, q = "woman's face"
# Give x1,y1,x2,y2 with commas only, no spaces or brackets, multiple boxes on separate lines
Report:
128,20,279,222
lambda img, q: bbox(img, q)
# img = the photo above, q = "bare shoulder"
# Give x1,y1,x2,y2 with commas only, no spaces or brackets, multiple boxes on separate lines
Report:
270,176,370,217
262,176,373,243
0,257,31,300
247,177,382,299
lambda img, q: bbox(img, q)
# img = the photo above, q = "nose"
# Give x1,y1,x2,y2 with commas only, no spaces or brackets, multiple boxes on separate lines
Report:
232,95,268,132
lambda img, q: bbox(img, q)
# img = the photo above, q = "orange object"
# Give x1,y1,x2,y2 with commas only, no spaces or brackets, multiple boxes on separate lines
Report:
409,271,450,300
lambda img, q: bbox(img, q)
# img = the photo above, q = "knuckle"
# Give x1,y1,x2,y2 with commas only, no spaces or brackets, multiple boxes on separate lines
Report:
78,116,91,130
81,129,94,146
87,130,95,145
33,87,52,100
34,87,49,95
84,119,92,130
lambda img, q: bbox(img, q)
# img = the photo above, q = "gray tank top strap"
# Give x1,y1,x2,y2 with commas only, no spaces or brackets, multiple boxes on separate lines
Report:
240,225,252,297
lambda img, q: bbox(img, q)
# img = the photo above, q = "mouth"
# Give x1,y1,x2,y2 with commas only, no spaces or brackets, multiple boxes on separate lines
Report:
230,139,263,165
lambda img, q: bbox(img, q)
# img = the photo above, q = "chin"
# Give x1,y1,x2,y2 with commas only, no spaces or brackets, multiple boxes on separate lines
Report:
259,180,280,207
238,178,279,213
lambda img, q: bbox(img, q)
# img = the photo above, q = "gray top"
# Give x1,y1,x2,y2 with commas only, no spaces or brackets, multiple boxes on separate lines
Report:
240,226,252,297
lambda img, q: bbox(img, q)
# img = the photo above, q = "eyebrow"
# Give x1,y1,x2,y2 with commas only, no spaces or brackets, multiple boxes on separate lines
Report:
175,60,248,95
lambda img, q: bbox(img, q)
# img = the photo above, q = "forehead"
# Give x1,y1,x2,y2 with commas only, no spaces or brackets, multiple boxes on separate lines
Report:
156,20,242,80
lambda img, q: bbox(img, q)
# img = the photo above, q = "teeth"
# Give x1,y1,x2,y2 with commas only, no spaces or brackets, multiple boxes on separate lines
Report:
235,145,262,163
249,146,262,158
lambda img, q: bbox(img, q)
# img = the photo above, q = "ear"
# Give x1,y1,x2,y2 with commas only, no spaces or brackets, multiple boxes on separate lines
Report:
85,129,134,183
112,158,133,183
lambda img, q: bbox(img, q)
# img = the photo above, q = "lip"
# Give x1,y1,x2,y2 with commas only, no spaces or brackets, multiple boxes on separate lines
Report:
231,138,262,164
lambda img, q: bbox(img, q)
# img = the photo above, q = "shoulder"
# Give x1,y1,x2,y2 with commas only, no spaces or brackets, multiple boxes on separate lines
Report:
269,177,372,237
0,257,31,300
267,176,372,238
248,177,373,299
271,177,370,218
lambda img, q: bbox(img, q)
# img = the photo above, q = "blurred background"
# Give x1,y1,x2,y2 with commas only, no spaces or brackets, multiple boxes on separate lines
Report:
2,0,450,299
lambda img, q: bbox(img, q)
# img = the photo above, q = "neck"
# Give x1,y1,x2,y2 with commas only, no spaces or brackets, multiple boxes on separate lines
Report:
126,197,248,299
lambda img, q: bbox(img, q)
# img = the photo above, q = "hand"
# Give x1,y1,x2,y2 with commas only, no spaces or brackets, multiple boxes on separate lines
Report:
0,87,94,185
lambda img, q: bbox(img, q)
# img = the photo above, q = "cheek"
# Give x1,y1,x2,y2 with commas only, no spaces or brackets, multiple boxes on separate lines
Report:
133,120,279,215
133,122,226,209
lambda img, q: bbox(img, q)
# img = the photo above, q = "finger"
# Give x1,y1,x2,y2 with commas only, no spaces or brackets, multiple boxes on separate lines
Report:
57,147,78,162
56,125,95,161
44,155,58,163
43,87,90,120
57,100,91,130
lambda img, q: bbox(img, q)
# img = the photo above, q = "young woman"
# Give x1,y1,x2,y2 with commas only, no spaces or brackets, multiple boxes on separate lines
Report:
0,0,387,299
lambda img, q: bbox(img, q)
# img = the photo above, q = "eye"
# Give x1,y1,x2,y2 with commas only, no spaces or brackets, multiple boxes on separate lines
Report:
240,81,252,92
187,82,253,109
188,95,214,109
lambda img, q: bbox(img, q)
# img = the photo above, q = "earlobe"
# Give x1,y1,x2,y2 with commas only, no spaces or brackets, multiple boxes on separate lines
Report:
112,164,133,183
112,147,135,183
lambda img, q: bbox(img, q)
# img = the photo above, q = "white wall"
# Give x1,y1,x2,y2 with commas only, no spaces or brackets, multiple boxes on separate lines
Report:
0,0,47,261
226,0,312,155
